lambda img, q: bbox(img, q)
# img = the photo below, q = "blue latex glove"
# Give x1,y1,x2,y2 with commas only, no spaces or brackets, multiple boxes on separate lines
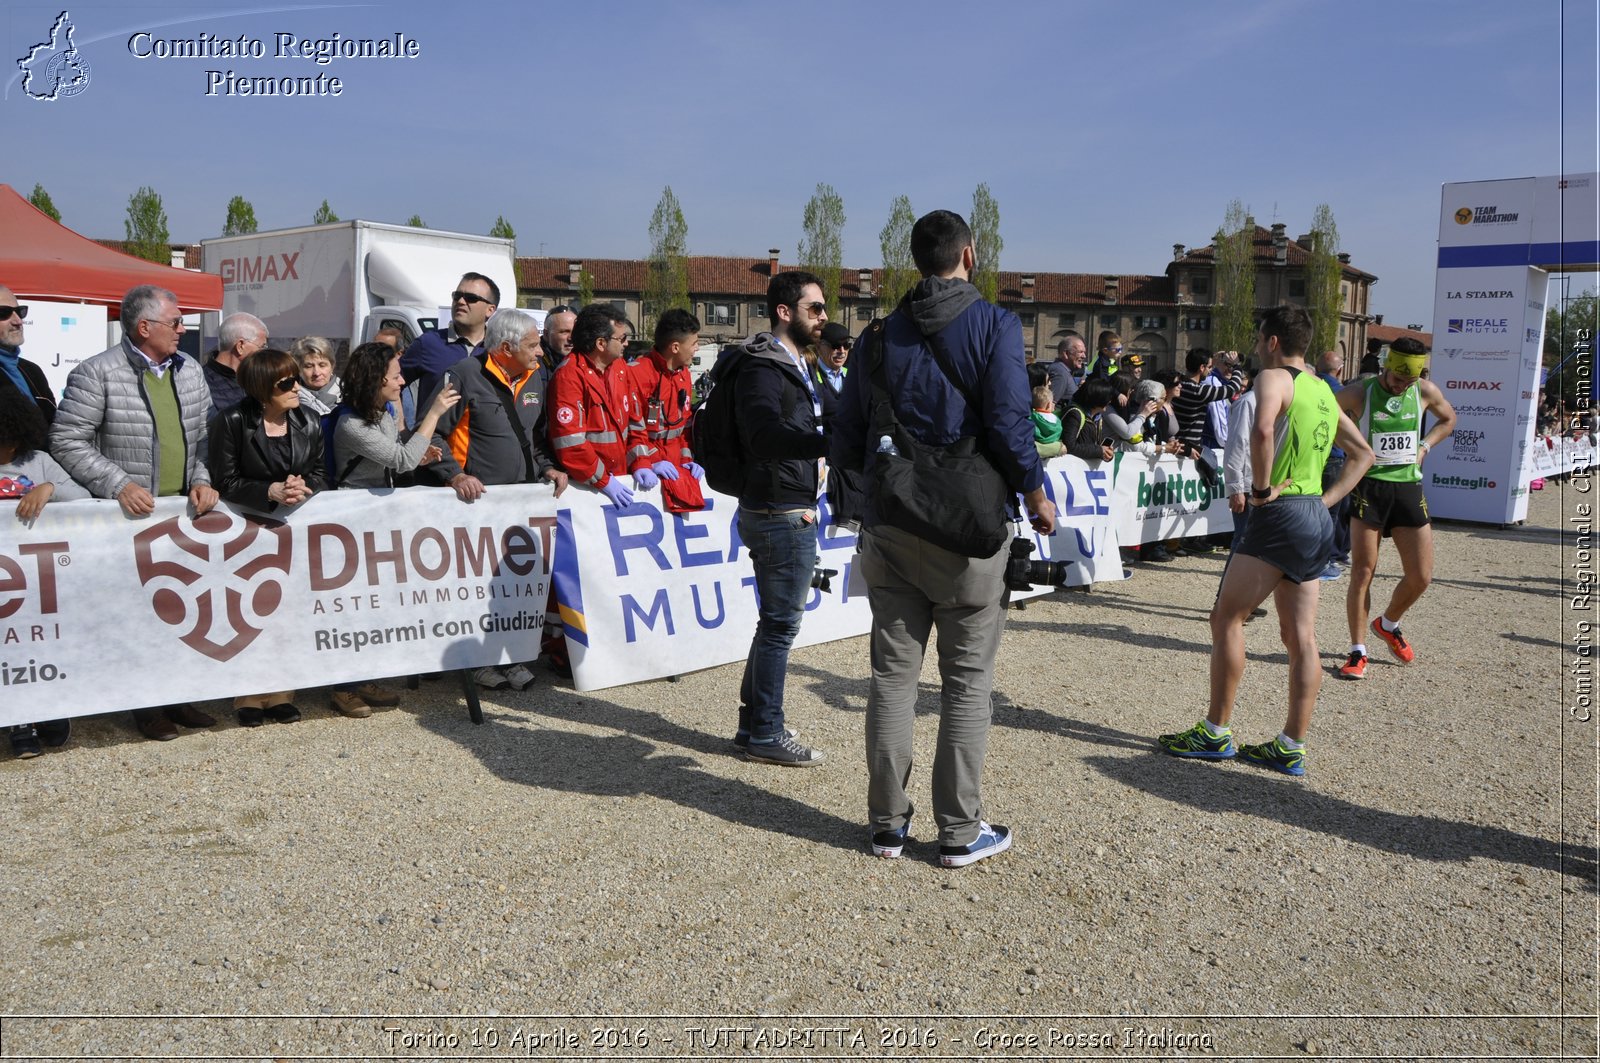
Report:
685,462,705,480
633,468,659,491
599,478,634,508
650,460,679,481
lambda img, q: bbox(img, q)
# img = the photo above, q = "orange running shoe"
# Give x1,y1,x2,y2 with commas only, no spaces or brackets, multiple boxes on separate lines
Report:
1370,617,1415,663
1336,651,1369,680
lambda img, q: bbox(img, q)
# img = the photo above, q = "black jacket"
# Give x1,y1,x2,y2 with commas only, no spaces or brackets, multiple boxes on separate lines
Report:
0,357,58,424
203,352,247,420
732,334,827,509
207,397,327,513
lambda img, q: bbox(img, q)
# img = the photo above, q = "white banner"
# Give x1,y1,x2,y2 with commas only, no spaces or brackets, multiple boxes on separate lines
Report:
0,488,556,726
16,300,108,400
1525,433,1596,481
1110,450,1232,544
553,456,1126,692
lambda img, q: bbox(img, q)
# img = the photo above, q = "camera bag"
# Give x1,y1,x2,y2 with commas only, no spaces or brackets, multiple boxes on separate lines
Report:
863,318,1011,558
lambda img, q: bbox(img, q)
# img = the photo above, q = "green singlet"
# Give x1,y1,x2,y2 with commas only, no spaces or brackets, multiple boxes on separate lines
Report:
1357,376,1423,484
1267,366,1338,496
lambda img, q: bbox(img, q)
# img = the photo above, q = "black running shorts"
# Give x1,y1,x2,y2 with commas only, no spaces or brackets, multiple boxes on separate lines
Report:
1350,478,1430,536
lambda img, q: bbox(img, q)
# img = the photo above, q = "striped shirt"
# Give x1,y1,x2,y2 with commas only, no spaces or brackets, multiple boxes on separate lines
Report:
1173,368,1243,448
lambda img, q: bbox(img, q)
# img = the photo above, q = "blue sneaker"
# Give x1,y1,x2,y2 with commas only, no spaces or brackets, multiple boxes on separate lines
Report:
1318,561,1341,581
939,822,1012,868
871,816,912,859
1239,736,1306,777
1157,720,1236,759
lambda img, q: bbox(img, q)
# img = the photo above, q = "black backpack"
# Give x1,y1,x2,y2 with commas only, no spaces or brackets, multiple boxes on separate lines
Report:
690,344,756,497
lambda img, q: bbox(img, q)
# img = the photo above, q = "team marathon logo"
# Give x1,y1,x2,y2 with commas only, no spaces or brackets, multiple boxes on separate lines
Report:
133,512,293,663
1453,204,1520,226
16,10,92,101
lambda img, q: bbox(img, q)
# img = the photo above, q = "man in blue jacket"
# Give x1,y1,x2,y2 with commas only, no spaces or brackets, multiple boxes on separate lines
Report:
832,210,1057,868
730,270,831,766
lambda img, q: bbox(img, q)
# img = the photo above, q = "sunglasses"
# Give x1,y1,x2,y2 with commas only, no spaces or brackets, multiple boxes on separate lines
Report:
0,305,28,322
799,301,826,315
273,376,300,393
451,291,494,306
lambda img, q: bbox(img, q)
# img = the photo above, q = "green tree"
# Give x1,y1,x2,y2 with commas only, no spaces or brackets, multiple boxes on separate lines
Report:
123,186,170,264
488,215,516,250
312,200,339,225
1210,199,1257,355
28,183,60,223
798,183,846,316
578,268,595,307
1545,288,1599,405
970,183,1003,303
878,194,916,312
222,195,257,237
1304,203,1342,357
644,185,691,333
406,214,427,228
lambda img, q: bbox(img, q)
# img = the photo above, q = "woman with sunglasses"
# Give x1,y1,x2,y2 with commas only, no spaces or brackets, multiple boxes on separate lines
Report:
207,348,327,727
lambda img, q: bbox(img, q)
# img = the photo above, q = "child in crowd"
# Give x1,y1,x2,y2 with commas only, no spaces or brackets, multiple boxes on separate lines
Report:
0,386,88,758
1031,384,1064,458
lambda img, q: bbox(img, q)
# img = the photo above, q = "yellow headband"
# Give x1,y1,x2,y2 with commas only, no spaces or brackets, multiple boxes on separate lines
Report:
1385,350,1427,377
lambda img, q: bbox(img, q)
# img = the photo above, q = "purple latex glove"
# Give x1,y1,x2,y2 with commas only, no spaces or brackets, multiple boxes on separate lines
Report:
650,460,679,481
685,462,705,480
599,478,635,508
633,468,659,491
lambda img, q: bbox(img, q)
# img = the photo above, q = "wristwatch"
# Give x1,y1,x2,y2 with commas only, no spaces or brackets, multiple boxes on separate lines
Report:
1251,485,1272,500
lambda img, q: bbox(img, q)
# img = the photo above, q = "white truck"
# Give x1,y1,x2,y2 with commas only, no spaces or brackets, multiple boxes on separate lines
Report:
199,220,518,359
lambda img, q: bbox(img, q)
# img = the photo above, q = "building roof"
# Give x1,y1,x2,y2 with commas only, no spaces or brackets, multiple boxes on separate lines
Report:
1170,225,1378,282
1368,322,1433,348
517,256,1178,307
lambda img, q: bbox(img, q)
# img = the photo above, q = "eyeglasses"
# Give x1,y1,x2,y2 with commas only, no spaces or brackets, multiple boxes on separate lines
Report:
452,290,494,306
830,343,849,351
273,376,300,393
0,305,28,322
609,333,628,345
145,316,185,331
799,301,826,315
1108,345,1124,354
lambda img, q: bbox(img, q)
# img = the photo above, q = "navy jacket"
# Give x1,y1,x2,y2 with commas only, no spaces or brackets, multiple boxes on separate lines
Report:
732,334,827,509
831,278,1042,527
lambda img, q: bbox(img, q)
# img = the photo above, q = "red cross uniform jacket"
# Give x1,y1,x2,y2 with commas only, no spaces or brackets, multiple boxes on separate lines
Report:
547,353,651,489
624,351,695,471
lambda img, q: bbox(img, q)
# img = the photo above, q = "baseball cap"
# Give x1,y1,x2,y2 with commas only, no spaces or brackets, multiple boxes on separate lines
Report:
820,322,852,348
1121,353,1144,367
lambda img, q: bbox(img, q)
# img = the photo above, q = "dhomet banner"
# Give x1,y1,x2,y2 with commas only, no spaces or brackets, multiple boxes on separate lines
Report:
552,455,1127,693
0,488,556,726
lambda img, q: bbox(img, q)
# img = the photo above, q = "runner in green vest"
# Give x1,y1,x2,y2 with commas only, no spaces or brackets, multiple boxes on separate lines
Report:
1158,306,1373,777
1334,337,1457,679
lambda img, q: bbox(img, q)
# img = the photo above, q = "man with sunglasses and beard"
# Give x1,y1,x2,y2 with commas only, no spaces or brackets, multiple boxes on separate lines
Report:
725,270,832,766
0,284,58,424
400,272,499,404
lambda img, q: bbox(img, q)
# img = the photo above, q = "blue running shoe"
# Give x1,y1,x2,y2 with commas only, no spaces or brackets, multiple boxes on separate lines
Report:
939,822,1012,868
1157,720,1236,759
1239,736,1306,777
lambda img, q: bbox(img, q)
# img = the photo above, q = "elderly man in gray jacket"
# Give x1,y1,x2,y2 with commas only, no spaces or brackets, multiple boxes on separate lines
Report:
50,284,221,741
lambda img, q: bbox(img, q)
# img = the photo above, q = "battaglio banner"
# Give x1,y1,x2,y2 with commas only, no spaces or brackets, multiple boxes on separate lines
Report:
0,489,557,726
1111,450,1232,544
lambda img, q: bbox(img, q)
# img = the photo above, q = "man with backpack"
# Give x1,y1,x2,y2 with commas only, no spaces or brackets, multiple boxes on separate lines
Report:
830,210,1057,867
700,270,831,765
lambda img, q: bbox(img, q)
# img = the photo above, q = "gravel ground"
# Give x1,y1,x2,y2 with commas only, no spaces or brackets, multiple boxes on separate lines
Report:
2,484,1594,1061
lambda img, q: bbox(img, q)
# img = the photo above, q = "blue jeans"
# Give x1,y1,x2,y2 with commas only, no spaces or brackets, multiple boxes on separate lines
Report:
737,508,818,740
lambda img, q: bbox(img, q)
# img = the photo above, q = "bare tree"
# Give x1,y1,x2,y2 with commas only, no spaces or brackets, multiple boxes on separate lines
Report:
878,194,916,312
1211,199,1257,355
799,183,846,316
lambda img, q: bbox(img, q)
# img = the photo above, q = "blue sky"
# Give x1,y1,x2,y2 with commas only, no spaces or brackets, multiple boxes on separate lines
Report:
4,0,1597,326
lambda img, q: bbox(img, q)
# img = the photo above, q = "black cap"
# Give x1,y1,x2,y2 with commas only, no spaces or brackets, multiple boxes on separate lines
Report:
820,322,851,348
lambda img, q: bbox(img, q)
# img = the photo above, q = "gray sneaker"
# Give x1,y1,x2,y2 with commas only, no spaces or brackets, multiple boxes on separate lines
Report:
503,663,537,691
471,666,510,690
743,732,824,766
731,726,797,750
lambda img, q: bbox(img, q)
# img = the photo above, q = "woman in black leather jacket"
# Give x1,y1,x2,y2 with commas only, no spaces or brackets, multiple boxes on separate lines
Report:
206,347,326,726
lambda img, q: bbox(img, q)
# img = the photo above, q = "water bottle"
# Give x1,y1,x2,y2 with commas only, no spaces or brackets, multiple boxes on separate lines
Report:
876,434,900,457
